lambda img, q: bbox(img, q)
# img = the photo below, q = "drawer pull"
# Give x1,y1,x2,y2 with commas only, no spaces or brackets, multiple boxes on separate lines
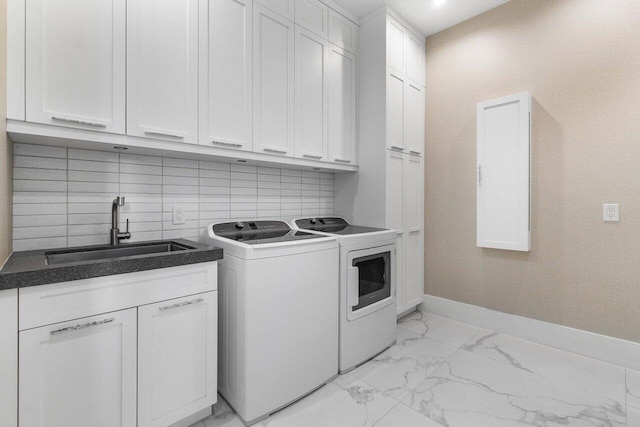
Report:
159,297,204,312
303,154,323,159
390,145,405,152
144,131,185,139
50,317,115,336
409,228,421,234
212,140,243,148
52,116,107,128
263,147,287,155
409,151,421,156
334,158,352,164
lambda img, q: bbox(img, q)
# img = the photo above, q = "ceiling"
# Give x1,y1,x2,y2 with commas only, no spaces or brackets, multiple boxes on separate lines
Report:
331,0,511,36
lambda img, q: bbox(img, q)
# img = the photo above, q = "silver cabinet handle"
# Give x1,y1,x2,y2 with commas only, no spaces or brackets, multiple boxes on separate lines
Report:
212,140,243,148
144,131,185,139
334,158,352,164
409,151,421,156
409,228,421,234
390,145,405,151
50,317,115,336
263,147,287,155
52,116,107,128
478,164,482,187
159,297,204,312
303,154,323,159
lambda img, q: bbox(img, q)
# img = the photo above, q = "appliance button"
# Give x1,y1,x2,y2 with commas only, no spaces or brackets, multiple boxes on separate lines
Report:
310,218,318,225
235,222,245,230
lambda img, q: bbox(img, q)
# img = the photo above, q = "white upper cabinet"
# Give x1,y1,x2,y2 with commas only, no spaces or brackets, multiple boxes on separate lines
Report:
295,26,328,161
387,70,406,152
255,0,294,21
406,31,425,87
386,16,405,74
25,0,126,133
295,0,328,38
477,92,531,252
404,81,425,156
327,44,356,165
253,4,295,157
200,0,253,152
127,0,198,143
328,10,358,54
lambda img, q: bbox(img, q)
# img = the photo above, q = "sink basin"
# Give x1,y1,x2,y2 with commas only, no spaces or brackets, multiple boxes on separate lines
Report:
45,241,196,266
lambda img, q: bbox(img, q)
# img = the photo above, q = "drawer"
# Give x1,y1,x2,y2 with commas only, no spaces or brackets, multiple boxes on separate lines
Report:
19,262,217,330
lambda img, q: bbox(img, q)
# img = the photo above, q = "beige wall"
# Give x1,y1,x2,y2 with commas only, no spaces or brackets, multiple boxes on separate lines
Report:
424,0,640,342
0,0,11,264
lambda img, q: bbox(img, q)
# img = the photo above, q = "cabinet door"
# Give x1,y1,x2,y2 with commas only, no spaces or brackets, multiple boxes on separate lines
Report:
25,0,126,133
404,154,424,309
327,45,356,165
386,16,405,74
295,26,328,161
127,0,198,143
253,4,295,157
295,0,328,38
386,151,405,313
406,32,425,87
0,290,17,427
328,10,357,54
19,309,137,427
404,81,425,156
255,0,294,21
387,70,406,152
201,0,253,152
138,292,217,427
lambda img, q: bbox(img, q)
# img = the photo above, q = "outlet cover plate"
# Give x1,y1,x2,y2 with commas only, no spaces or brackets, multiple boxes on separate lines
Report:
603,204,619,222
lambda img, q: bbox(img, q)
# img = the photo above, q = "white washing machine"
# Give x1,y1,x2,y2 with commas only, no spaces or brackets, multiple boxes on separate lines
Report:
290,217,396,373
207,220,339,425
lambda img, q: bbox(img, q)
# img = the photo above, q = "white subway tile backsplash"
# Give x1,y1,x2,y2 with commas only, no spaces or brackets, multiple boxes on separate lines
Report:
12,143,336,250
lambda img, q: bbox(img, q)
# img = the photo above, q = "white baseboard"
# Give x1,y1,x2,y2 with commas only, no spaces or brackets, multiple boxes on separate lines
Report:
421,294,640,371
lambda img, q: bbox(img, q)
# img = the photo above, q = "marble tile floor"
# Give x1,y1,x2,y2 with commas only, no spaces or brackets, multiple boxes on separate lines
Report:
191,310,639,427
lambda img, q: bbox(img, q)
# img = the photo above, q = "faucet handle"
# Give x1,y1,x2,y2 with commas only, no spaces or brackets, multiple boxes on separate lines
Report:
125,218,129,233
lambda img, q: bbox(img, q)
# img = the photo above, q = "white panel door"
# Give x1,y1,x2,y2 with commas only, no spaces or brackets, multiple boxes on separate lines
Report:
387,71,405,152
328,9,357,54
295,0,328,38
386,16,405,74
386,151,405,313
25,0,126,133
201,0,253,152
406,31,425,87
327,44,356,165
404,154,424,308
19,309,137,427
295,26,328,161
138,292,217,427
253,4,295,157
477,92,531,251
0,290,17,427
127,0,198,143
404,81,425,156
255,0,294,21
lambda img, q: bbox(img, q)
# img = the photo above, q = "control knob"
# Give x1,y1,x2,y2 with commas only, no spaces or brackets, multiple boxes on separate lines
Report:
234,222,245,230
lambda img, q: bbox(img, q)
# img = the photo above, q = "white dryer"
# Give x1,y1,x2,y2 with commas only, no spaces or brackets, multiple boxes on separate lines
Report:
291,217,396,373
207,221,339,425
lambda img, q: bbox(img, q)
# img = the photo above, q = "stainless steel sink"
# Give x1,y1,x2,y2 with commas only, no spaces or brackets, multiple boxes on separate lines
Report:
45,241,196,266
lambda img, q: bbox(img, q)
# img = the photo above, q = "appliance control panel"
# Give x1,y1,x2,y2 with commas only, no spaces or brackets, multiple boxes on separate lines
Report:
296,217,349,228
213,221,291,236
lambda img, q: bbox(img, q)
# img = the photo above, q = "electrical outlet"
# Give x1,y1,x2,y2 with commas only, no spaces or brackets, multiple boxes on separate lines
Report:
603,204,619,222
173,206,186,225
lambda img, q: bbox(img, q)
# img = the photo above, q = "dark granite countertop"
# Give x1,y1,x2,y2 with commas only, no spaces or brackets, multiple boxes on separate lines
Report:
0,239,223,290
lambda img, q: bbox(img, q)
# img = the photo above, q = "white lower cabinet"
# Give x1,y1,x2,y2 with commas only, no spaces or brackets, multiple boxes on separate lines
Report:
17,263,218,427
138,292,217,427
19,309,138,427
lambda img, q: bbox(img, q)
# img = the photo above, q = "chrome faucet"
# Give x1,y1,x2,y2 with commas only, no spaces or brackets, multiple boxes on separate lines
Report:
110,197,131,246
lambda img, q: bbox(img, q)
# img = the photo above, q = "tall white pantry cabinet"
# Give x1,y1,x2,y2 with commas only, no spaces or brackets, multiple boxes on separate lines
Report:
336,7,426,315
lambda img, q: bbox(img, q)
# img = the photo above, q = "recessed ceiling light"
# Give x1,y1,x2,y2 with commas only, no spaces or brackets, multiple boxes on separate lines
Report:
433,0,447,6
113,146,128,150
